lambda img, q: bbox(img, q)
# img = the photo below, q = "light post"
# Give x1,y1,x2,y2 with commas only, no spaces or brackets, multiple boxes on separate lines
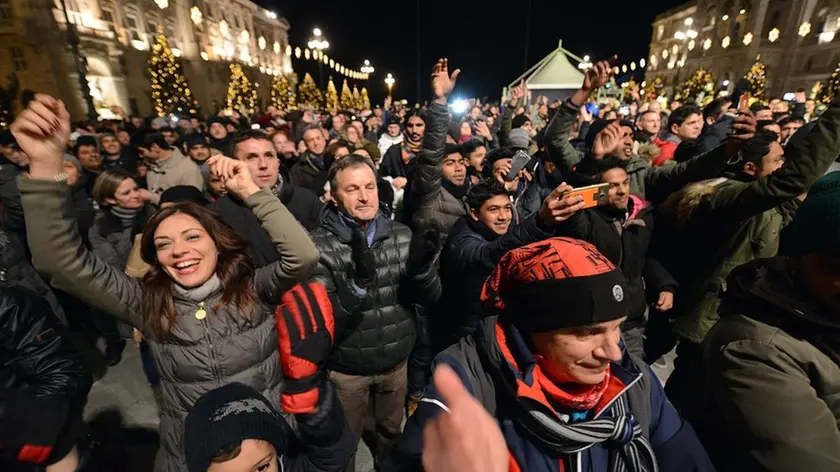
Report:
58,0,97,120
385,73,395,96
308,27,329,89
361,59,374,88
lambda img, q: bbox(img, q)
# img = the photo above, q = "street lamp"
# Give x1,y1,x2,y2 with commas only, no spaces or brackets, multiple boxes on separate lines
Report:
578,55,592,70
308,27,329,88
385,73,395,95
361,59,374,87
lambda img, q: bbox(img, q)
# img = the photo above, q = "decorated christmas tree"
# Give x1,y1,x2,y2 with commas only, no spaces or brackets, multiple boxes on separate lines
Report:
271,74,297,111
340,79,354,109
817,65,840,104
148,28,200,117
360,87,371,110
297,73,323,107
352,85,362,109
643,77,664,101
324,77,339,112
226,63,258,114
677,68,715,103
744,56,766,100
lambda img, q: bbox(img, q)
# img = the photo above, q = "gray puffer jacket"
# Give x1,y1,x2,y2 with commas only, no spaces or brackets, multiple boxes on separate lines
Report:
409,102,469,239
88,205,155,270
19,179,319,472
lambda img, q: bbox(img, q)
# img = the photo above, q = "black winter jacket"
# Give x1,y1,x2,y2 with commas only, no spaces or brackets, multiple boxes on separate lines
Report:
309,206,440,375
435,216,552,350
213,183,323,266
557,196,677,329
0,285,92,465
0,163,24,239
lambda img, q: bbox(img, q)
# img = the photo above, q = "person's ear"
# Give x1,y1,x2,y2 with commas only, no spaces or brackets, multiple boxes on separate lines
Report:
743,161,757,175
469,208,480,221
105,197,117,206
671,123,679,135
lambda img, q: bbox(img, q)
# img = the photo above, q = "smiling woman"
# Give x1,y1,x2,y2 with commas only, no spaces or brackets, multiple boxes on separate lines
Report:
11,94,320,472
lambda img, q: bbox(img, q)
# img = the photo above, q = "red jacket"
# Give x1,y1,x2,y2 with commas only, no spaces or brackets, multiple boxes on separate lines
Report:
652,136,678,166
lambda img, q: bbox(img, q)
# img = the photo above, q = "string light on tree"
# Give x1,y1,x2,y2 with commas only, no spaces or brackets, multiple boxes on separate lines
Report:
148,27,199,117
225,63,258,114
360,87,371,109
271,74,296,110
744,55,767,100
352,85,362,109
324,77,339,112
340,79,354,108
297,72,323,106
816,64,840,104
677,67,715,103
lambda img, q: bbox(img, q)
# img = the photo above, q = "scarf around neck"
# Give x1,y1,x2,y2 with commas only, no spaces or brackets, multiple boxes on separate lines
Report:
479,319,658,472
442,178,469,200
110,205,143,226
173,274,222,302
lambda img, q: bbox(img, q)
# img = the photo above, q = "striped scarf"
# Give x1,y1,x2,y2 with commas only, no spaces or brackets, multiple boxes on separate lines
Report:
487,322,658,472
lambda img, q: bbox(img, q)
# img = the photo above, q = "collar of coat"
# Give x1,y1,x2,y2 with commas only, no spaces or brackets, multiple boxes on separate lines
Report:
319,204,391,245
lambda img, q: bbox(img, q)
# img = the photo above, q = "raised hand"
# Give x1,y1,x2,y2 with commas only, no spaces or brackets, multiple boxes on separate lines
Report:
582,55,617,92
510,80,525,103
421,365,508,472
591,120,623,159
474,121,492,140
539,183,586,226
276,282,335,414
725,110,758,158
431,58,461,102
207,155,260,200
10,94,70,179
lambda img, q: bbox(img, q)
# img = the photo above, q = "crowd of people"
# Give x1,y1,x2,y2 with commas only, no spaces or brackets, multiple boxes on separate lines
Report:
1,53,839,472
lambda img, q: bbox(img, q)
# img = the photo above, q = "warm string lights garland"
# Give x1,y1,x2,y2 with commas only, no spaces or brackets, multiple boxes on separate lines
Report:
226,63,259,114
816,65,840,104
148,28,200,117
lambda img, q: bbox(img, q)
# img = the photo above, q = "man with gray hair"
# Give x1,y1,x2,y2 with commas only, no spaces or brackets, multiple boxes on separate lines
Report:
306,154,441,472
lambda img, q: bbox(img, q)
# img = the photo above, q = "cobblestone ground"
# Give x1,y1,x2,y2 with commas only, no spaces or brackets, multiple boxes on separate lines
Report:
83,342,675,471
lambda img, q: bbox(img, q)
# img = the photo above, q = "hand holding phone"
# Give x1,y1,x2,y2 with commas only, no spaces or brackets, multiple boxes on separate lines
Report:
504,150,532,181
562,183,610,209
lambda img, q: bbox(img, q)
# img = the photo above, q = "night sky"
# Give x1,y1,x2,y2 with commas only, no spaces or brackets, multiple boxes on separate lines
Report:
258,0,686,105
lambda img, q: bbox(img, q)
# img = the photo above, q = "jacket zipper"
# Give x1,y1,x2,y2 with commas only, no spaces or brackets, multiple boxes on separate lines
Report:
197,301,222,387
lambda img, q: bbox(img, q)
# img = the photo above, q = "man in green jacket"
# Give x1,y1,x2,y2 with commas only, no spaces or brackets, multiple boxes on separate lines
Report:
655,97,840,412
692,172,840,472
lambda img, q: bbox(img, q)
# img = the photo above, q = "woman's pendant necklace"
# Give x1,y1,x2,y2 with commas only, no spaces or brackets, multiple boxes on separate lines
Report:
195,301,207,320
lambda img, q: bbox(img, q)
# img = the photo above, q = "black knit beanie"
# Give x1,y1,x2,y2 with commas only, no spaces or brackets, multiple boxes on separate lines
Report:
184,383,289,472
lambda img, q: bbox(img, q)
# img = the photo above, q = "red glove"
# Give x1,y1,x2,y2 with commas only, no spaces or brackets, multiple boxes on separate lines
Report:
275,282,335,414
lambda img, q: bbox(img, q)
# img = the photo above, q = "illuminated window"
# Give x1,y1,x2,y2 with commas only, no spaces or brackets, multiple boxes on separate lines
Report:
125,14,142,41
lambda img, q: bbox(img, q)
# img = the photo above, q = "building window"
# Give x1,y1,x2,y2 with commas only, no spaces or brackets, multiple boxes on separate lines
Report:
205,1,214,19
9,47,26,71
125,14,142,40
118,55,129,75
165,19,179,49
0,0,12,20
804,56,814,72
657,24,665,40
101,8,114,24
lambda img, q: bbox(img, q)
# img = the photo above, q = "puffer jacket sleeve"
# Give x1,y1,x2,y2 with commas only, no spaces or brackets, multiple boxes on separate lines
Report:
0,286,92,463
410,102,448,207
19,178,144,327
700,98,840,222
248,188,320,303
643,144,730,205
88,216,120,269
284,382,355,472
500,100,518,145
545,102,585,174
307,239,368,337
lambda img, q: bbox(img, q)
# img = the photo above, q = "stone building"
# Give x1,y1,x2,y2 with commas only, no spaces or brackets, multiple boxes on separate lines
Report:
645,0,840,99
0,0,291,119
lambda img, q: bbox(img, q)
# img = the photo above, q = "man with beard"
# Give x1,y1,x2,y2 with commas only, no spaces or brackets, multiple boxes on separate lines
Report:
379,109,425,189
73,135,103,196
409,59,469,239
271,130,299,170
213,130,323,265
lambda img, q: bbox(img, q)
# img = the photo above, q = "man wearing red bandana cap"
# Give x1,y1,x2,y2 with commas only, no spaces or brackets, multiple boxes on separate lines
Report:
382,238,713,472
